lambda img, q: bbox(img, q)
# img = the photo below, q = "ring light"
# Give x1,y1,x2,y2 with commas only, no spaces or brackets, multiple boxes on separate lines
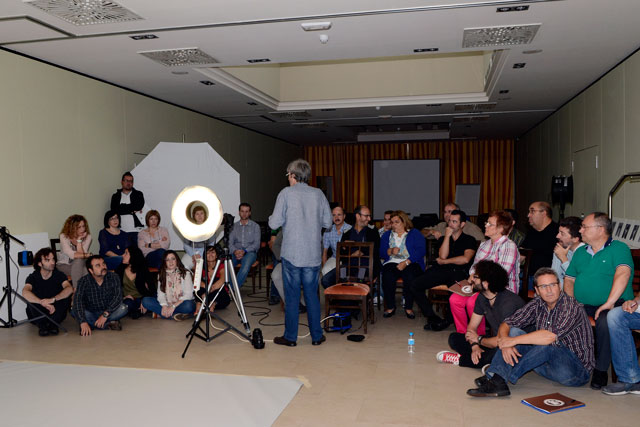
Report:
171,186,223,242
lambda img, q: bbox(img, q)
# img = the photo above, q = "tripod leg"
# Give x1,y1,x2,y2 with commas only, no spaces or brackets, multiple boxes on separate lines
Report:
224,258,251,333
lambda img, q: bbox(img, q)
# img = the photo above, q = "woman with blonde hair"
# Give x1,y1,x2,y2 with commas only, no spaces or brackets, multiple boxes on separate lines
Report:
57,214,92,288
137,209,170,269
379,210,426,319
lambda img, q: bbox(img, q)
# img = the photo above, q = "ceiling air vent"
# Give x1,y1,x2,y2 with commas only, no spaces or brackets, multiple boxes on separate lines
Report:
462,24,540,48
139,48,218,67
454,103,497,112
291,122,327,128
268,111,312,120
26,0,143,26
452,115,490,123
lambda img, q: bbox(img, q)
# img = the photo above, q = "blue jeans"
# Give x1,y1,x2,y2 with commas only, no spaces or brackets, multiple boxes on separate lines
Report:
79,303,128,329
608,307,640,384
232,251,258,288
321,268,336,289
488,327,590,387
281,258,322,342
141,297,195,318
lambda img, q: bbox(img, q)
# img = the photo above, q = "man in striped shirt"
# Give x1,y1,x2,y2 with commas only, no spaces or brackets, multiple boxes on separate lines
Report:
467,267,594,397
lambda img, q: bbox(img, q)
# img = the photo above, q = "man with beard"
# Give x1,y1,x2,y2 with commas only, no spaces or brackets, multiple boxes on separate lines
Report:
551,216,583,287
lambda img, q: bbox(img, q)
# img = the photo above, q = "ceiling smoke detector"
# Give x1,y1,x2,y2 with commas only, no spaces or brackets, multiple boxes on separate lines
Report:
462,24,540,48
26,0,143,26
139,48,218,67
301,22,332,31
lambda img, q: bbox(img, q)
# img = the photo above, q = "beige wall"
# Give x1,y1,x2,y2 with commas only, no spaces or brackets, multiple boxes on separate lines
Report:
0,49,301,248
516,49,640,221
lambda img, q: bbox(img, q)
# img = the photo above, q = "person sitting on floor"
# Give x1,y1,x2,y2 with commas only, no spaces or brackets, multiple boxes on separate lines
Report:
467,267,594,397
138,210,170,269
22,247,73,336
436,260,525,368
195,246,231,315
72,255,128,336
142,250,195,321
411,209,476,331
98,210,129,270
115,245,155,319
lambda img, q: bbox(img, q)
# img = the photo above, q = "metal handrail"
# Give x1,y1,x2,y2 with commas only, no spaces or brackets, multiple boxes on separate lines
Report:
608,172,640,218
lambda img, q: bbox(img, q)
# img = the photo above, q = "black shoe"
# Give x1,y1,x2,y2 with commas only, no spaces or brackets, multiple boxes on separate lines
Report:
130,310,142,320
383,308,396,318
38,327,49,337
274,336,296,347
107,320,122,331
591,369,608,390
430,318,451,332
299,303,307,314
312,335,326,346
48,325,59,336
467,374,510,397
423,323,431,331
474,375,489,387
405,310,416,319
268,297,281,306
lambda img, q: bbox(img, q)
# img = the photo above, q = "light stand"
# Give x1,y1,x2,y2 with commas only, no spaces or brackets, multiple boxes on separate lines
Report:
0,226,67,332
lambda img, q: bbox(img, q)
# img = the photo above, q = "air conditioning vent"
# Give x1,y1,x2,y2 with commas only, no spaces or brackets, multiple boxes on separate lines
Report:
291,122,327,128
462,24,540,48
139,48,218,67
26,0,143,26
269,111,312,119
454,103,497,111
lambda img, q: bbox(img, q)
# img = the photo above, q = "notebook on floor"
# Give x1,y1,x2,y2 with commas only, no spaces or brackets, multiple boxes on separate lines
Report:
521,392,585,414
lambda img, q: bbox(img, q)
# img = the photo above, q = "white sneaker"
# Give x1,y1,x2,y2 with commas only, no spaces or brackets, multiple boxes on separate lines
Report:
372,296,380,304
436,350,460,365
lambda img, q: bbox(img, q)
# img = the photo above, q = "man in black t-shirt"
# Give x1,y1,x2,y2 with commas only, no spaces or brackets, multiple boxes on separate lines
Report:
411,210,477,331
437,260,525,368
521,201,559,288
22,247,74,336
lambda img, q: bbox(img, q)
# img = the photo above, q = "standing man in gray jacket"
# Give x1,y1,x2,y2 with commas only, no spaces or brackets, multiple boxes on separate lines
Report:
269,159,332,347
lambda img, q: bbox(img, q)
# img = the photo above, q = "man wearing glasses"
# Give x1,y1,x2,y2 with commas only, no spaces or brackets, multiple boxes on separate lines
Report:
564,212,634,390
467,268,594,397
521,201,559,288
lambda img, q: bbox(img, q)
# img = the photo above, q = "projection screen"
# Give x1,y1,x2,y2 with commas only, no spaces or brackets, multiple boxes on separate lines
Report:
372,159,440,220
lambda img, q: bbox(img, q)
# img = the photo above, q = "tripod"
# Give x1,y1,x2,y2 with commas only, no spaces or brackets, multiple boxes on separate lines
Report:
0,226,67,332
181,245,252,357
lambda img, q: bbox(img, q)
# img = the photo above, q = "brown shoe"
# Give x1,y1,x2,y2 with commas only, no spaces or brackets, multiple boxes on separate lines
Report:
107,320,122,331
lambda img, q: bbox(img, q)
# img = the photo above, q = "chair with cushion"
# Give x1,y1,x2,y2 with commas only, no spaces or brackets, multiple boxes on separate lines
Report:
324,242,375,333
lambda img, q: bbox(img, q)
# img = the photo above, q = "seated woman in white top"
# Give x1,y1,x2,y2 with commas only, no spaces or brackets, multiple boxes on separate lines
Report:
57,214,92,288
142,250,195,321
137,209,170,269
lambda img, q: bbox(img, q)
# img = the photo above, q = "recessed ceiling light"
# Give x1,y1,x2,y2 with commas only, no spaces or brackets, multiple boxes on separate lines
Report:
130,34,158,40
499,89,510,94
523,49,543,54
171,71,188,75
496,5,529,12
378,115,392,119
301,22,332,31
513,63,526,69
426,104,442,107
247,58,271,63
414,48,439,53
320,108,336,112
200,80,215,86
247,102,258,106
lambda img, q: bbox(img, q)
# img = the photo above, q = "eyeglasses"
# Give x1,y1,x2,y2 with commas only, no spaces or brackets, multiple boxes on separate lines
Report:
535,282,559,291
358,214,371,218
284,172,290,177
580,224,602,230
528,208,544,213
485,222,496,227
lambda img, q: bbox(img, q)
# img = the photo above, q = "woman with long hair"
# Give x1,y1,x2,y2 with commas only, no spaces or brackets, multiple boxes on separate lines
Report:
115,245,155,319
57,214,92,287
142,250,195,321
194,245,231,315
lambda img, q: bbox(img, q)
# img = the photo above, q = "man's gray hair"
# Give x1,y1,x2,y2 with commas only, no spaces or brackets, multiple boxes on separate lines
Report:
287,158,311,184
592,212,613,236
533,267,559,286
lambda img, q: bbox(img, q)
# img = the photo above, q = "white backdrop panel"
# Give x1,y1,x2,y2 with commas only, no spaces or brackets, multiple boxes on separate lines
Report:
132,142,240,250
372,159,440,219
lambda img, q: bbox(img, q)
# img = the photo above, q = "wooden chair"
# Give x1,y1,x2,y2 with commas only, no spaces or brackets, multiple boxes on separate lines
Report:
235,259,261,293
324,242,375,333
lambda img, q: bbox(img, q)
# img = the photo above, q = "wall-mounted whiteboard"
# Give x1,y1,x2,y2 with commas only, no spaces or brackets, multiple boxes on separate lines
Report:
372,159,440,219
455,184,481,216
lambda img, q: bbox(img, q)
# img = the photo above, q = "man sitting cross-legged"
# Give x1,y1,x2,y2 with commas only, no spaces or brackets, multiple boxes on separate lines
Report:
410,209,476,331
436,260,525,368
467,267,594,397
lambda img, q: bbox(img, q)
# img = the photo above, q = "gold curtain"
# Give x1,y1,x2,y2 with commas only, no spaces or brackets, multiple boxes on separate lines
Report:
304,139,514,216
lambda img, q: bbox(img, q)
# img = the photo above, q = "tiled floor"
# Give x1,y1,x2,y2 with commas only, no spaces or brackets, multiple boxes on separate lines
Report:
0,287,637,426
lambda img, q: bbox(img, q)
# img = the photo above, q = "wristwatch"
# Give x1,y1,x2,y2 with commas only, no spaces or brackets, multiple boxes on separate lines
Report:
102,312,109,318
478,335,484,346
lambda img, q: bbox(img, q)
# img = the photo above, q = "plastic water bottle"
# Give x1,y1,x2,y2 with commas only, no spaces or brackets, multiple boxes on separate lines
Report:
408,332,415,354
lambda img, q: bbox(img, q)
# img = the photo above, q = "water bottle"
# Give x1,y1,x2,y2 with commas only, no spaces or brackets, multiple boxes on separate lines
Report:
408,332,415,354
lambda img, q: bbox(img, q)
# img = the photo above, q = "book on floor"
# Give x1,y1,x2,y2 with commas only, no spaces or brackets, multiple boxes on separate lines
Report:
521,392,585,414
447,281,475,297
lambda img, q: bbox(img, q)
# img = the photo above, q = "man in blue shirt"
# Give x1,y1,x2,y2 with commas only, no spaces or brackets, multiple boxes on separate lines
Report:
229,203,261,288
269,159,332,347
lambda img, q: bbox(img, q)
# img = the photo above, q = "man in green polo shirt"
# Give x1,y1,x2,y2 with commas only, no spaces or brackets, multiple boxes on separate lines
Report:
564,212,634,391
